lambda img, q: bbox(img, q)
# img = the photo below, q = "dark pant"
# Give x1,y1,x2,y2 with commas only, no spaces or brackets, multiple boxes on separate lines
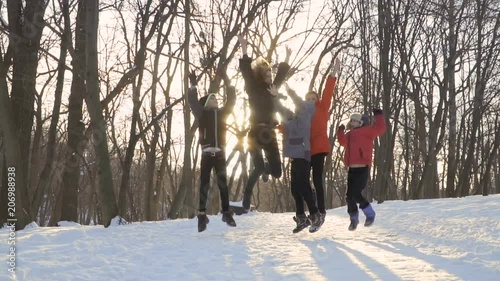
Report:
291,158,318,216
199,152,229,212
311,153,327,213
243,126,282,209
346,166,370,214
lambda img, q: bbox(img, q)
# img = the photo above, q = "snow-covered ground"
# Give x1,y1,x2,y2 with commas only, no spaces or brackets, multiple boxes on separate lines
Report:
1,195,499,281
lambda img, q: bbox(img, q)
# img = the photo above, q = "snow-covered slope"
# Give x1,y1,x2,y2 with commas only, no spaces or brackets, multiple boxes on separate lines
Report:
1,195,499,281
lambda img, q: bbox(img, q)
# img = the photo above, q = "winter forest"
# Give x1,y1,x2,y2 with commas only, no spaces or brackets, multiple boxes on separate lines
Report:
0,0,499,231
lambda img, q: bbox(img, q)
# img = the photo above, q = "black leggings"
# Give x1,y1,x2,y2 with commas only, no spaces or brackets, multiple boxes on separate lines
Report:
291,158,318,216
199,153,230,212
243,126,281,209
346,167,370,215
311,153,327,213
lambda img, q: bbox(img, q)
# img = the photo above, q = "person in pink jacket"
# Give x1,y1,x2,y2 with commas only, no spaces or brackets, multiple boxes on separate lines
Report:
336,108,386,230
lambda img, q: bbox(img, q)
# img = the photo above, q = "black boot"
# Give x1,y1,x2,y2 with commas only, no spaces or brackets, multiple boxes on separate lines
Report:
292,214,310,233
222,211,237,227
309,212,322,233
319,212,326,227
197,213,209,232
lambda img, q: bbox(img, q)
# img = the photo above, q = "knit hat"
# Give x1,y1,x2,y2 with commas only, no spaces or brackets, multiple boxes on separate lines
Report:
350,113,363,124
199,93,215,107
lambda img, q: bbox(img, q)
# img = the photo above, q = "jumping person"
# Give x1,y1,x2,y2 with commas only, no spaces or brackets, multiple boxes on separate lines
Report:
237,34,291,212
336,108,386,231
275,85,322,233
307,57,341,226
187,70,237,232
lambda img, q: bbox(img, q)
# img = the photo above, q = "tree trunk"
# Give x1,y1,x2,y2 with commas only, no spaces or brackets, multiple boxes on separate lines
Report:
457,0,489,197
144,110,160,221
85,0,118,227
31,0,70,221
375,0,393,203
3,0,48,230
446,0,458,197
168,0,194,219
60,0,87,223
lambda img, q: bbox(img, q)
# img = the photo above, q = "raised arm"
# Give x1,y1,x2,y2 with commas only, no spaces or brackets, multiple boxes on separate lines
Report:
336,124,347,147
187,87,204,119
187,71,204,118
284,83,303,108
273,47,292,87
221,85,236,115
238,34,255,87
319,58,341,110
366,109,386,138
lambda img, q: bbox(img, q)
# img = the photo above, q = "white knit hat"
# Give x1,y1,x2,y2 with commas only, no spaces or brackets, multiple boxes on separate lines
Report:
350,113,363,123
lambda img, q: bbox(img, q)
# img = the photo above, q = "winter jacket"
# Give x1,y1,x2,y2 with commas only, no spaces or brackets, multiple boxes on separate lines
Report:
239,55,290,126
187,85,236,150
336,113,386,167
276,89,316,162
311,75,337,155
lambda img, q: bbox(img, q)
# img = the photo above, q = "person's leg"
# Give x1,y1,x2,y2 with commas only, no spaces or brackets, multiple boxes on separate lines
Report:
199,155,213,213
295,159,318,216
290,159,310,233
292,158,321,232
350,167,370,209
311,153,327,213
346,168,359,230
213,155,230,213
262,130,282,179
243,132,265,210
197,155,213,232
350,167,375,226
290,159,305,216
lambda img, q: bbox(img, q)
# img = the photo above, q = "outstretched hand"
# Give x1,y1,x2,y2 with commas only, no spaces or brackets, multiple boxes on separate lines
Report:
238,34,248,55
285,46,292,63
269,84,279,97
331,57,341,77
189,71,197,87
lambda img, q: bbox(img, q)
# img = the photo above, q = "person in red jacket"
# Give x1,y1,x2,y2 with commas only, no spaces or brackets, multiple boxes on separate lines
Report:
336,108,386,230
306,57,341,226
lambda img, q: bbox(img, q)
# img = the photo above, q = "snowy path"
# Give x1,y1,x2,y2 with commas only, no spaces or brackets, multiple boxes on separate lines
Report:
1,195,499,280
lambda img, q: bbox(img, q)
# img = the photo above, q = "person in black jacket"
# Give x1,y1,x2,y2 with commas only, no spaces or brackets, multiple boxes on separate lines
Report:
187,70,236,232
237,34,291,212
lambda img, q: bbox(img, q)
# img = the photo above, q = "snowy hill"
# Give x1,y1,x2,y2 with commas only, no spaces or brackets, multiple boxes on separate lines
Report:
1,195,500,281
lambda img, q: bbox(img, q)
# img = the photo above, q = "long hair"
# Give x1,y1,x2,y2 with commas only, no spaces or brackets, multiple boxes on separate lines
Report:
250,57,271,80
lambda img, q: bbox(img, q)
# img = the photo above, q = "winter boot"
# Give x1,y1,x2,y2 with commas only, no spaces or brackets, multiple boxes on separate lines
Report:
222,211,237,227
197,213,210,232
361,204,375,227
309,212,322,233
348,212,359,231
292,214,310,233
319,211,326,227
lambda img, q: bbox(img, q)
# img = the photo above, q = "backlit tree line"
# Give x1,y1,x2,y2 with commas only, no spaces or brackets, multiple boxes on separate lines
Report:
0,0,498,229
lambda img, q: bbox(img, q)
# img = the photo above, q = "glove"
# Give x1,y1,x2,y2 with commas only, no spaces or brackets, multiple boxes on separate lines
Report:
373,108,383,115
188,71,197,86
338,124,345,131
